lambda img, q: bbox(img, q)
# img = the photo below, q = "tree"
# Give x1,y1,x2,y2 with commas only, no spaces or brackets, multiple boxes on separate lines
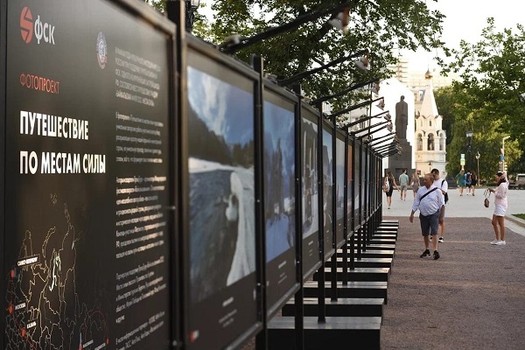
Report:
209,0,445,109
146,0,445,113
435,83,522,183
439,18,525,174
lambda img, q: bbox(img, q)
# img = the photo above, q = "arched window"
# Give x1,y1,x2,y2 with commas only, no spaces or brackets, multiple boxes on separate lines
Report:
417,134,423,151
428,133,435,151
440,134,445,151
429,120,432,127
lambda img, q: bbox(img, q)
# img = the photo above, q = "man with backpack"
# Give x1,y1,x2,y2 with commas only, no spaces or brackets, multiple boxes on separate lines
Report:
431,168,448,243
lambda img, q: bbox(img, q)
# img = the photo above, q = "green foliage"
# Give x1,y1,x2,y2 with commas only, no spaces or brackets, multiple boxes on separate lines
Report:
439,18,525,175
435,83,522,183
199,0,444,106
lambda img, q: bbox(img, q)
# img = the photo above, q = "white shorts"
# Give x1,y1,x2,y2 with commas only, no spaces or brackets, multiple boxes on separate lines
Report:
493,204,507,217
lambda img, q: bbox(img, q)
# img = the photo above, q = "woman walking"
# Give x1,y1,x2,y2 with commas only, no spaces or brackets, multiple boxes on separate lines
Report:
411,172,420,198
455,170,466,196
470,171,478,196
383,171,398,209
488,171,509,245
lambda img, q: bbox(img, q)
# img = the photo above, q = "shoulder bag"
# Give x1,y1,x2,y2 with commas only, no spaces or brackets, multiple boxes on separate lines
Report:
483,189,491,208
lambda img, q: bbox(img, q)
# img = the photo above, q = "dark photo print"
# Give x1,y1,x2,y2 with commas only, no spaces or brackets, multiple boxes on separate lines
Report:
302,117,319,239
322,129,333,255
335,137,345,244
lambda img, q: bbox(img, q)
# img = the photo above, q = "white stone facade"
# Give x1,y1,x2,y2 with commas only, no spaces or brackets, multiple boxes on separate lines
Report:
413,71,447,176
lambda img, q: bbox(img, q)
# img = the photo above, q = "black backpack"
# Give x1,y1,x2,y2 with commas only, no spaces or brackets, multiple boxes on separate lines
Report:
441,179,449,204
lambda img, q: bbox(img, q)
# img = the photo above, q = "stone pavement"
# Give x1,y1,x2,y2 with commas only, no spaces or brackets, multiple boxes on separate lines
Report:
381,188,525,350
383,186,525,236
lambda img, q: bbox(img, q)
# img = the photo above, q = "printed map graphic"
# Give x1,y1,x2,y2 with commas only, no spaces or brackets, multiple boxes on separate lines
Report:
5,196,109,350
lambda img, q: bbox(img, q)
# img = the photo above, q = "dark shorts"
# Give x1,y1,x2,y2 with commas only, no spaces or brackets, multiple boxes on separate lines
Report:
419,211,440,236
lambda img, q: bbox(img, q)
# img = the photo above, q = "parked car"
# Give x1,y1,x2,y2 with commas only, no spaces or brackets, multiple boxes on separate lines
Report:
509,173,525,189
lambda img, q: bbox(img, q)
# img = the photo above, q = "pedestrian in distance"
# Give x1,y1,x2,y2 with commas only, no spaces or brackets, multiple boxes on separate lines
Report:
455,170,466,196
409,173,445,260
470,170,478,196
399,168,410,201
383,171,399,210
465,170,472,195
488,171,509,245
410,172,420,198
431,168,448,243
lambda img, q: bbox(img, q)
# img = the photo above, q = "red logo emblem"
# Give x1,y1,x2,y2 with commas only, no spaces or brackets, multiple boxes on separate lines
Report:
20,6,33,44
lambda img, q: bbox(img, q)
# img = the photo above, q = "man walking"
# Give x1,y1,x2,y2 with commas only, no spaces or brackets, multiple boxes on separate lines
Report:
399,169,409,201
409,173,445,260
431,168,448,243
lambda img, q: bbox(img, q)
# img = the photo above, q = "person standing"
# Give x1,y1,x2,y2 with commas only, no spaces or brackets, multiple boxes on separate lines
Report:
488,171,509,245
431,168,448,243
383,171,398,209
465,170,472,195
470,171,478,196
411,172,420,198
409,173,445,260
398,169,410,201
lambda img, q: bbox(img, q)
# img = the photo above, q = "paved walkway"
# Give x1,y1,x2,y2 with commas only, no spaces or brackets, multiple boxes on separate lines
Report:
383,186,525,236
381,188,525,350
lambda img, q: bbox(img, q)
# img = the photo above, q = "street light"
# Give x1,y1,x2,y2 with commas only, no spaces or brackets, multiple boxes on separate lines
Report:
502,135,511,172
186,0,201,32
475,151,480,186
466,130,473,169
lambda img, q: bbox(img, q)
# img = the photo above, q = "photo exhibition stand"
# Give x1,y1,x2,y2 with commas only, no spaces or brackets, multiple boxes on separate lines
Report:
1,1,399,349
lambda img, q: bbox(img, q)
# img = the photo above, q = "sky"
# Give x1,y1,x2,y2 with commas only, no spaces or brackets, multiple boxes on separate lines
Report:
405,0,524,73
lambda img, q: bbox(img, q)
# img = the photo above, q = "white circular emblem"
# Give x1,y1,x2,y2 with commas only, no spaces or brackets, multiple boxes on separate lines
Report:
96,32,107,69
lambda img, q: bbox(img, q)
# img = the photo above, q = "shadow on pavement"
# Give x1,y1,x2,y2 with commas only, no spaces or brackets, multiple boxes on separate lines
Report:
381,217,525,350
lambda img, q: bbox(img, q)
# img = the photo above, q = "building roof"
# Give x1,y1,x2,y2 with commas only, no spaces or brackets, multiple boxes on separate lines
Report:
416,70,440,118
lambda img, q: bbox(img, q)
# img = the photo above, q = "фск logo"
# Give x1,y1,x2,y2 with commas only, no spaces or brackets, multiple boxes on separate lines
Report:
19,6,56,45
20,6,33,43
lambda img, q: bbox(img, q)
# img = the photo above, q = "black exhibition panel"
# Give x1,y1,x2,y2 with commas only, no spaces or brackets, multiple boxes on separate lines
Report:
262,82,300,319
321,119,335,260
0,1,6,344
346,134,354,233
183,35,261,349
334,130,346,248
301,105,322,281
374,154,383,212
3,0,175,349
353,139,361,230
360,140,367,224
370,151,377,213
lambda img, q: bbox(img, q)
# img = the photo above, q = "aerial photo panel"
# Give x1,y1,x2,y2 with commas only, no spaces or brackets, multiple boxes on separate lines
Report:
263,96,297,313
301,113,320,278
322,128,334,258
186,62,258,349
335,136,346,246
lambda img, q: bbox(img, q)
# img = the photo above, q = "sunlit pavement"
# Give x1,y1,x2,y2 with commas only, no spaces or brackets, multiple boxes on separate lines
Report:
383,186,525,236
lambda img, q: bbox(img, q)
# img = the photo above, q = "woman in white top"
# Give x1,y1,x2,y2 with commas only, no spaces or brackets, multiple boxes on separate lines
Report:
488,171,509,245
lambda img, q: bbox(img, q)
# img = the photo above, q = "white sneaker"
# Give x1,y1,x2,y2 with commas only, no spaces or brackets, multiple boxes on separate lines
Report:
490,240,499,245
496,240,506,245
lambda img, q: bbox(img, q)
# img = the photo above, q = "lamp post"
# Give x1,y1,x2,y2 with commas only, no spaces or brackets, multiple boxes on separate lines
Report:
475,151,480,186
185,0,201,32
466,130,473,170
502,135,510,172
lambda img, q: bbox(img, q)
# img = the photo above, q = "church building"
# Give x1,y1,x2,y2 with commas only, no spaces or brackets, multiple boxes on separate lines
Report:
414,70,447,176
